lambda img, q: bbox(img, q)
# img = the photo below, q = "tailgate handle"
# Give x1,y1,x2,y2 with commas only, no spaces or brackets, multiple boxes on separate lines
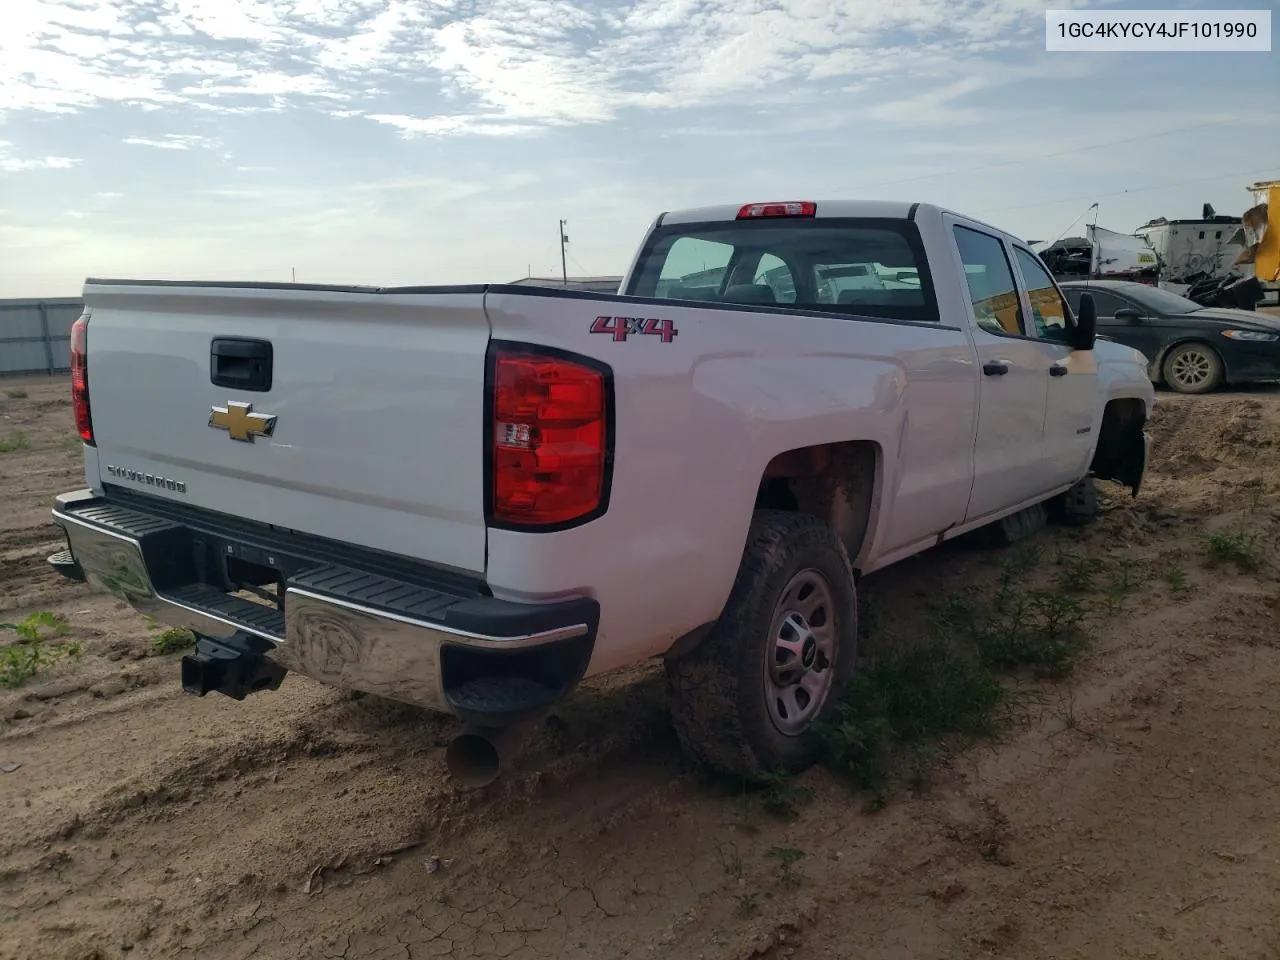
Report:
211,338,273,392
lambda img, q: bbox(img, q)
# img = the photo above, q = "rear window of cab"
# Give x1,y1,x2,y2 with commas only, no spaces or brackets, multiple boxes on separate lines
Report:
625,218,941,325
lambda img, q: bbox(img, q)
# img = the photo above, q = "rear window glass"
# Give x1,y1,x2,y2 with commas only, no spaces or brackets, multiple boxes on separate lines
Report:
626,218,939,323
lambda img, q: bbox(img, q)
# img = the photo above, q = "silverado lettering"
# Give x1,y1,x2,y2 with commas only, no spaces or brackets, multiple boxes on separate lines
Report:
105,464,187,494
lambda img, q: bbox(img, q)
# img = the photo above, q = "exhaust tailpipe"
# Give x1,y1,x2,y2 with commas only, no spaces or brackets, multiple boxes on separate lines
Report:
445,724,530,789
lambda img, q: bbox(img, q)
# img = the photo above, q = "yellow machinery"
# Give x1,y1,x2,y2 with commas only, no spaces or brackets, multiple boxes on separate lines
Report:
1236,180,1280,283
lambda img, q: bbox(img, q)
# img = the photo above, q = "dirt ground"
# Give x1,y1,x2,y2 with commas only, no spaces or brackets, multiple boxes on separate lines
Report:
2,370,1280,960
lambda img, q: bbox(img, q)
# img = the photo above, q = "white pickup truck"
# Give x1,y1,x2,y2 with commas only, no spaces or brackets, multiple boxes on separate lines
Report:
49,200,1153,786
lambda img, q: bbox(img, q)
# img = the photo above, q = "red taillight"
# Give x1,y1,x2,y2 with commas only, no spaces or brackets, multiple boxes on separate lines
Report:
736,201,816,220
70,314,93,445
489,347,610,527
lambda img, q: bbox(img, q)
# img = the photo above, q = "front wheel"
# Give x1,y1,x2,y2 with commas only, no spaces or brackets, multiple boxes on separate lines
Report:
665,511,857,781
1163,342,1224,394
1048,475,1099,526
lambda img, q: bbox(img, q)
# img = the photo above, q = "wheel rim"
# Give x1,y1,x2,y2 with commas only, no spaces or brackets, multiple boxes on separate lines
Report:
764,568,838,737
1170,349,1213,388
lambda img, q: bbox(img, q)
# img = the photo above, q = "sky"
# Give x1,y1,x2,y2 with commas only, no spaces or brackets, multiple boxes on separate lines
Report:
0,0,1277,297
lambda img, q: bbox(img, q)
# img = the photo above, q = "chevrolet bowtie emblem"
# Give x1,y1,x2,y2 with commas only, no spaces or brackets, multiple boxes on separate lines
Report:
209,401,277,443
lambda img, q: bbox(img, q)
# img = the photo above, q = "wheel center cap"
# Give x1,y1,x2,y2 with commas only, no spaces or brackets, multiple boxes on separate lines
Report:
801,636,817,669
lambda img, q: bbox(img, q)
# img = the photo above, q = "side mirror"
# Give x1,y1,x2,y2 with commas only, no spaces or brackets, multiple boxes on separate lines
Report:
1070,293,1097,351
1115,307,1143,323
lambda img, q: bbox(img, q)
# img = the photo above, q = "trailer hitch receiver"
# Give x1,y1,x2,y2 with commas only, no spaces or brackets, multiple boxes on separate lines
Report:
181,631,287,701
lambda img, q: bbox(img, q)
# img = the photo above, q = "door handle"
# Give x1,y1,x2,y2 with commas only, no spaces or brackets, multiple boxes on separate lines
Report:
982,361,1009,376
211,338,273,392
1049,364,1069,377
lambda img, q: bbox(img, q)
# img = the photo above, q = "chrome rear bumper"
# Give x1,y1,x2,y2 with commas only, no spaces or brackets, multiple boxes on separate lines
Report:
50,489,597,722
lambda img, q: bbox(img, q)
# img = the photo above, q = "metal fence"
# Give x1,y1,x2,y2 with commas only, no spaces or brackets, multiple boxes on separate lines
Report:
0,298,84,376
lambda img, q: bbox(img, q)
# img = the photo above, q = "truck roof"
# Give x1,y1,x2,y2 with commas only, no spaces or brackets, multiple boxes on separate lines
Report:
656,200,1018,241
660,200,920,225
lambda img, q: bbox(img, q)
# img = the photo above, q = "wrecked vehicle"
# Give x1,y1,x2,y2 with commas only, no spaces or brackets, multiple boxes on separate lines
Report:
1139,190,1280,310
48,200,1154,787
1032,225,1158,285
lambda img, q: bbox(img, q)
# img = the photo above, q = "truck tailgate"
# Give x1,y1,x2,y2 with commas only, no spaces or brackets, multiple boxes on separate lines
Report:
82,283,490,575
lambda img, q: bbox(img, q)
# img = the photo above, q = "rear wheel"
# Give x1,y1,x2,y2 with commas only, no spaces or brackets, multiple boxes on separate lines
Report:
665,511,857,781
1163,342,1224,394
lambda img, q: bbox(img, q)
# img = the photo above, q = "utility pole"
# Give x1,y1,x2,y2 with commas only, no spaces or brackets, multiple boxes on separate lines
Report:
291,266,296,283
559,219,569,287
1087,203,1099,279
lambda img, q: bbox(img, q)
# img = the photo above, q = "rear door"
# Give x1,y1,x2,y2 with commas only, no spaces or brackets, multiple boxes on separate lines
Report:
83,283,491,575
948,222,1053,522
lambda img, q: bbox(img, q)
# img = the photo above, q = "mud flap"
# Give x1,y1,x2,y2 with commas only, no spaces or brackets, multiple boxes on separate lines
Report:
1093,423,1149,498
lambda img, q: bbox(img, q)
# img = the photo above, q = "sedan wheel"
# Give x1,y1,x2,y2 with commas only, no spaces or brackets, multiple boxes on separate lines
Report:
1163,342,1225,394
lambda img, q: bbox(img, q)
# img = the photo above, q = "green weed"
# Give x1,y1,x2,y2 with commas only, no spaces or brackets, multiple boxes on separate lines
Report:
979,572,1091,678
822,540,1152,808
4,389,27,399
3,611,68,643
720,842,744,878
765,846,806,889
1054,551,1097,594
818,636,1008,794
0,432,30,453
1105,558,1141,598
858,594,883,641
0,613,81,688
1204,531,1268,573
758,771,814,821
151,626,195,655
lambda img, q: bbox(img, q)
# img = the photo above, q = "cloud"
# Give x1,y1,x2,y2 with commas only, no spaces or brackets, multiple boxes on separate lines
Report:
869,75,997,125
122,133,221,149
0,139,79,171
2,0,1113,135
367,113,542,138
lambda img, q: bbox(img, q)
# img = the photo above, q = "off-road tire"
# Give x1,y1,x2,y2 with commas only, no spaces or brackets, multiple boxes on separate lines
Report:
1162,342,1225,395
664,510,857,782
1048,475,1099,526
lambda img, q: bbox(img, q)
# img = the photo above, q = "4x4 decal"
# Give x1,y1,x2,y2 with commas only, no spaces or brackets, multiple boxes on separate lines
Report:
589,316,679,343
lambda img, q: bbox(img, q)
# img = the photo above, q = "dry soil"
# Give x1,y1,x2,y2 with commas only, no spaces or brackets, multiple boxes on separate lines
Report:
2,372,1279,960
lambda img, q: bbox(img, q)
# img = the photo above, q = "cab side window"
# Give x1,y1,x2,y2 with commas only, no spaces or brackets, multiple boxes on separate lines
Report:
953,226,1024,336
654,237,734,299
752,253,798,304
1014,248,1071,342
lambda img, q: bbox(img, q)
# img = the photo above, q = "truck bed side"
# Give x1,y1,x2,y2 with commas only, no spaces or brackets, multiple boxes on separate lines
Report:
480,286,980,674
